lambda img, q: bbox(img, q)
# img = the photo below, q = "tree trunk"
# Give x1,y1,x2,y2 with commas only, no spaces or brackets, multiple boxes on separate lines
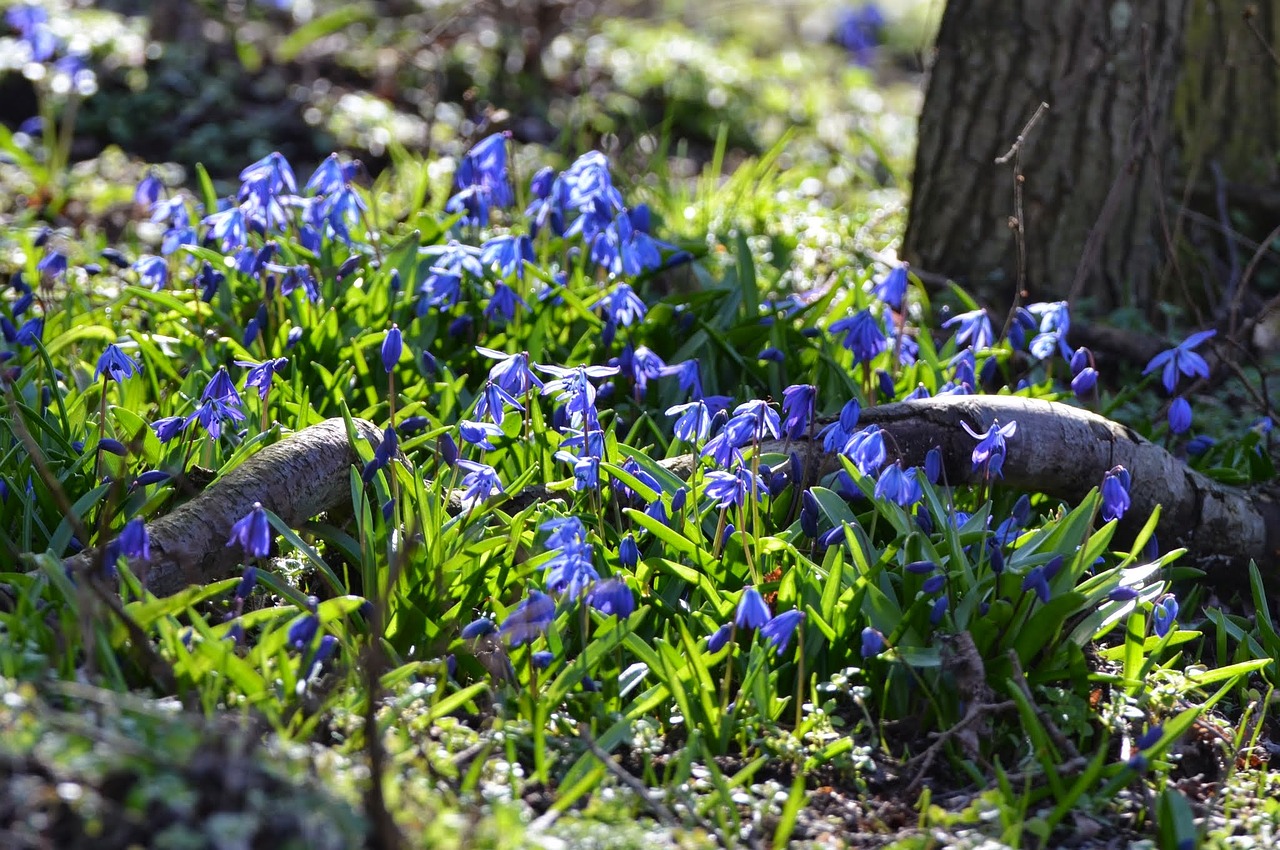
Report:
1177,1,1280,190
903,0,1189,312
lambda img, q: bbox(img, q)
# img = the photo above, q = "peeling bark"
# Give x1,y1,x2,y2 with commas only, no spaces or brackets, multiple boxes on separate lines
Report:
69,399,1279,598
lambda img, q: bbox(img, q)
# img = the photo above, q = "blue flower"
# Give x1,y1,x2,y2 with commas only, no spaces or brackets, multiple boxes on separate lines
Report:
1167,397,1192,434
190,368,245,440
151,415,188,444
704,468,766,509
485,282,527,323
873,265,909,310
555,451,600,491
480,234,535,280
287,613,319,652
236,357,288,400
240,151,297,201
1100,466,1131,522
119,518,150,561
660,401,711,445
234,566,257,601
1153,595,1178,638
707,622,733,653
133,255,168,290
601,283,647,327
474,380,524,426
780,384,816,439
525,166,566,236
1071,367,1098,397
1187,435,1216,456
94,344,140,383
961,419,1017,477
227,502,272,558
1108,586,1140,602
446,133,512,227
731,399,781,442
538,364,617,430
1143,329,1215,394
382,325,403,373
860,627,885,658
843,425,887,476
735,587,772,629
558,428,606,459
829,310,887,363
819,399,862,452
619,534,639,570
800,490,820,538
418,241,484,310
943,309,994,350
929,596,949,625
305,153,355,196
1026,301,1071,360
659,358,704,400
302,634,339,680
1021,567,1050,603
834,5,884,64
543,538,599,601
459,419,504,450
196,262,225,302
610,457,660,504
924,447,942,484
760,609,804,655
203,206,248,252
461,617,497,640
457,460,503,508
589,210,670,276
589,579,635,619
874,462,921,507
475,347,543,396
133,470,171,488
500,589,555,648
8,4,57,62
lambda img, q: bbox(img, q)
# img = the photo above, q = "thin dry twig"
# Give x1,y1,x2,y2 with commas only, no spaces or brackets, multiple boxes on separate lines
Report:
995,101,1049,341
576,723,681,828
904,699,1017,794
1007,649,1080,761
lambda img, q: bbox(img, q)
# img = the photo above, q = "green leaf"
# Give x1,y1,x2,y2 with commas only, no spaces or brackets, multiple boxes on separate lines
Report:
1157,787,1197,850
276,5,374,62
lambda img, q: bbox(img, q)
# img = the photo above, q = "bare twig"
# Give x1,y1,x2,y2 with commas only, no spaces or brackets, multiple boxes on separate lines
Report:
995,102,1049,341
904,699,1017,794
1007,650,1080,760
1243,7,1280,68
576,723,681,828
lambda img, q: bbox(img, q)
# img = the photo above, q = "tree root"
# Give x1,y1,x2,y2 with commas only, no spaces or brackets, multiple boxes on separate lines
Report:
62,418,387,598
64,397,1280,598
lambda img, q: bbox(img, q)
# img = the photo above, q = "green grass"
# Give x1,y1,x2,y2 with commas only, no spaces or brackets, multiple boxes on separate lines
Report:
0,2,1278,848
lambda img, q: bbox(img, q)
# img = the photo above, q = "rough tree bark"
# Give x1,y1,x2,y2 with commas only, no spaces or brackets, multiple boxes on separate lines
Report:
903,0,1189,311
63,400,1279,598
1177,1,1280,191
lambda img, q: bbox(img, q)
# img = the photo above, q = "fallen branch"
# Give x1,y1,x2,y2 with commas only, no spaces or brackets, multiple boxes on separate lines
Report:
63,418,387,598
65,397,1280,598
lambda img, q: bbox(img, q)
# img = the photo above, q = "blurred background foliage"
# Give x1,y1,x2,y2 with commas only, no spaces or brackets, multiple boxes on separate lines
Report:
0,0,932,194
